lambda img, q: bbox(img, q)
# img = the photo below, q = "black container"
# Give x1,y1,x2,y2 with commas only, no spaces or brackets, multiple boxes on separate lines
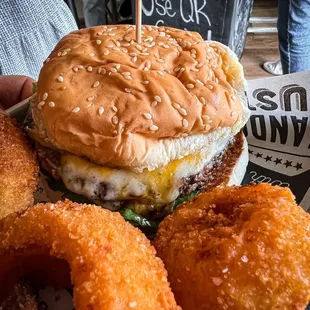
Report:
132,0,254,59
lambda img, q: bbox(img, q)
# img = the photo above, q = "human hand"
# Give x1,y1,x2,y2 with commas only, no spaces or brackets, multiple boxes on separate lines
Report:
0,75,35,110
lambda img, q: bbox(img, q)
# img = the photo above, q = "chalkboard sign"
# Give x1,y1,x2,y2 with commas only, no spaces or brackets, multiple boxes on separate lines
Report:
132,0,254,58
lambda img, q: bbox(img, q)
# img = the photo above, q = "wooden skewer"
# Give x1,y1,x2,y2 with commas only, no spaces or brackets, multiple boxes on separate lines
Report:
136,0,142,43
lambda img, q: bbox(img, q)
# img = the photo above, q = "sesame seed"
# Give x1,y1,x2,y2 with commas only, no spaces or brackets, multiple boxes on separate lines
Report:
112,130,118,135
141,80,149,85
146,42,156,48
215,78,219,83
206,84,214,90
231,111,237,117
200,97,206,105
211,65,217,69
191,54,196,59
205,124,211,131
112,106,118,112
98,107,104,115
72,107,80,113
143,112,152,120
143,67,149,72
182,119,189,127
89,53,95,56
150,125,159,131
87,66,93,72
116,41,121,47
141,52,150,56
96,39,102,45
124,76,132,80
196,79,204,86
222,268,229,273
112,116,119,124
173,103,181,109
101,68,107,74
104,50,110,56
191,68,199,72
49,101,55,108
73,66,78,72
115,64,121,70
196,63,203,68
121,72,131,76
107,44,114,48
93,81,100,88
46,57,50,63
87,102,94,108
130,52,137,56
163,44,170,49
130,40,135,45
241,255,249,263
155,95,162,102
156,58,165,63
62,51,67,56
109,33,116,36
186,83,195,89
43,93,48,100
110,68,117,73
191,49,196,54
87,96,94,102
151,101,158,107
122,48,128,53
113,47,120,51
136,44,142,51
177,68,185,77
77,65,84,69
125,88,132,93
38,101,45,108
57,76,64,83
158,42,164,47
122,43,131,47
145,61,151,69
159,32,166,37
174,67,180,72
98,68,102,74
147,26,153,31
157,71,164,76
131,56,137,62
57,52,61,56
179,108,187,116
231,95,237,101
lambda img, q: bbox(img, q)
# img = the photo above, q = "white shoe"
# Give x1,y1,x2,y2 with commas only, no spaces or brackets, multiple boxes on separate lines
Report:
263,60,283,75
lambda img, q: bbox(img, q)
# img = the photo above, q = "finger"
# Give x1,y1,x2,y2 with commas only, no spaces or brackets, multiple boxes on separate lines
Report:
0,76,35,109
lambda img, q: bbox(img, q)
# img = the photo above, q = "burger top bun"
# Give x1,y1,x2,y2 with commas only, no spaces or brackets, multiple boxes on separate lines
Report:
32,25,249,172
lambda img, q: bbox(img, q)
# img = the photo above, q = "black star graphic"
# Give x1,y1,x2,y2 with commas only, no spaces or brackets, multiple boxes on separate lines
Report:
295,163,303,170
274,158,282,165
255,153,263,158
249,149,253,155
284,160,292,168
264,155,272,162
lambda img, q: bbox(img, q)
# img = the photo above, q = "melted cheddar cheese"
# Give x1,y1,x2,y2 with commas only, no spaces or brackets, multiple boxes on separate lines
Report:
60,138,229,206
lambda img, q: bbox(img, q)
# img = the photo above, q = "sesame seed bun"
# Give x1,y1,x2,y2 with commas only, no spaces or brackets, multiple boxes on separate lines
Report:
32,25,249,172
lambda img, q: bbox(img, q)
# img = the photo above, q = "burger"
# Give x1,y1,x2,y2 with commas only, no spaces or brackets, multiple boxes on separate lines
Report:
27,25,250,228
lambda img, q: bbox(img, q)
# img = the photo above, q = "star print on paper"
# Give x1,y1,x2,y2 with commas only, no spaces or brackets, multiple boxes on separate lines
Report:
274,158,282,165
284,160,292,168
264,155,272,162
249,149,253,155
294,163,303,170
255,152,263,158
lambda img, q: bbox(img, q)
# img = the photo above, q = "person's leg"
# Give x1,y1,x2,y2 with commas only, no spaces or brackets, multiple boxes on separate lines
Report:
83,0,107,27
278,0,310,74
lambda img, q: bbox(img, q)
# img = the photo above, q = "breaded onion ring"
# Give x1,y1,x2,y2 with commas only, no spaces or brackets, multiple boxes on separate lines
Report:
0,114,38,218
0,200,179,310
154,184,310,310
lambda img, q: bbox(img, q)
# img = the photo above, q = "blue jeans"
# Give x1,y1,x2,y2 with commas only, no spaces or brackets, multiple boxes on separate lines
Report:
278,0,310,74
